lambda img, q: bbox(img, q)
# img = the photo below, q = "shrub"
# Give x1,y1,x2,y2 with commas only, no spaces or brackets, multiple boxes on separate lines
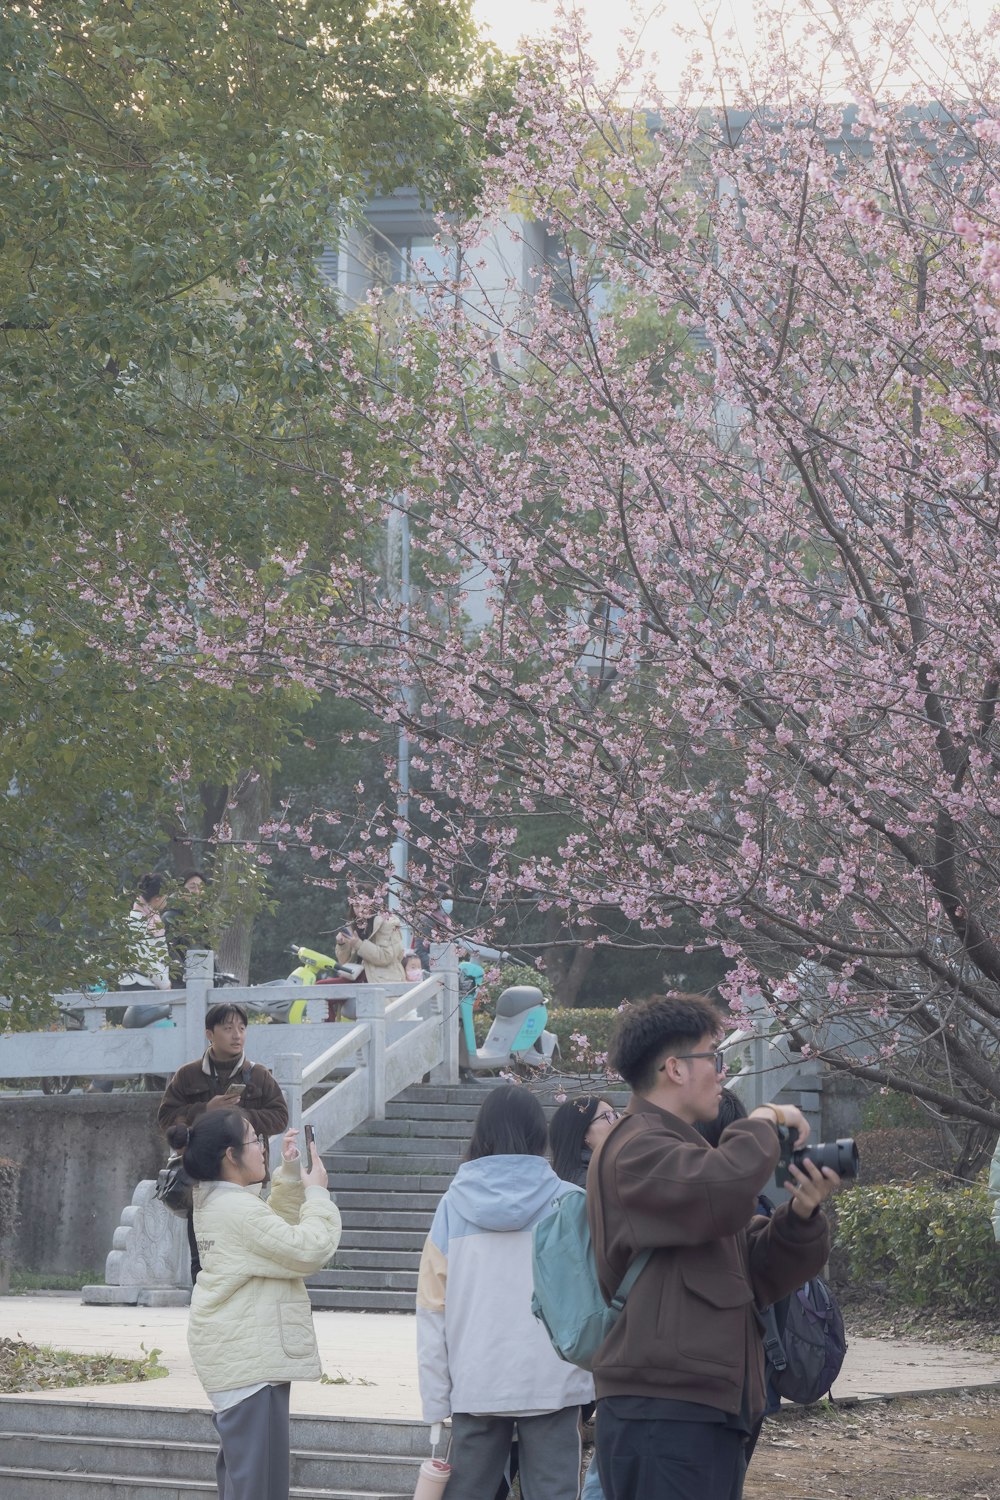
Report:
492,963,554,1001
836,1179,1000,1315
0,1156,23,1295
548,1008,621,1073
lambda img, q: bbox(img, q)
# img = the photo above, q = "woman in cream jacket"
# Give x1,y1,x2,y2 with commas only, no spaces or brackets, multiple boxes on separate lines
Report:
171,1109,341,1500
335,906,405,984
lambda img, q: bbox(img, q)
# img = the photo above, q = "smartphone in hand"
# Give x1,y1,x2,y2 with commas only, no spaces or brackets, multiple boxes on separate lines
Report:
303,1123,315,1167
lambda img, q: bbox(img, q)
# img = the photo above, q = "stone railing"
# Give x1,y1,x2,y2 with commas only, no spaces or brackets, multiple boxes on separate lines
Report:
0,949,460,1127
0,947,461,1305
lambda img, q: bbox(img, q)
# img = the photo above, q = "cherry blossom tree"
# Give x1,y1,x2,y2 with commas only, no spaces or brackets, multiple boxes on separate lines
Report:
90,0,1000,1127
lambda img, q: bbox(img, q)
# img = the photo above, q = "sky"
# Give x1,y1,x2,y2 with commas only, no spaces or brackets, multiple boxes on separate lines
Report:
470,0,1000,97
471,0,753,92
472,0,752,65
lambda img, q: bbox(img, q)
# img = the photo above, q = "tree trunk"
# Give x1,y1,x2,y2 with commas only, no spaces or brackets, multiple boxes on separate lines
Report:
541,911,595,1008
209,767,271,984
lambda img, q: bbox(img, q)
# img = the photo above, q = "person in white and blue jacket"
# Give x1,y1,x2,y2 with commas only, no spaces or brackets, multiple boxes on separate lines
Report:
416,1085,594,1500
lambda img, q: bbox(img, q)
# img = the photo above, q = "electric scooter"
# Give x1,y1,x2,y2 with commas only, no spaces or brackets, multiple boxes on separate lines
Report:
255,945,362,1023
459,983,560,1074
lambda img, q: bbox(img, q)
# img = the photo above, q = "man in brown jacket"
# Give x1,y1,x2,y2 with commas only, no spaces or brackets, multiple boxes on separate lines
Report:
157,1001,288,1140
588,994,839,1500
158,1001,288,1280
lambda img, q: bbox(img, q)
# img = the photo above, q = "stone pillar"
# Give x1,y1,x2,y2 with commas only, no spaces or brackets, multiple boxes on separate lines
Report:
184,949,213,1059
273,1052,303,1170
429,943,460,1085
82,1180,192,1307
355,988,387,1120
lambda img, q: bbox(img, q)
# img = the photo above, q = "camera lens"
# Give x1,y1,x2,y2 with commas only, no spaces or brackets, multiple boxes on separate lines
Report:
797,1138,859,1179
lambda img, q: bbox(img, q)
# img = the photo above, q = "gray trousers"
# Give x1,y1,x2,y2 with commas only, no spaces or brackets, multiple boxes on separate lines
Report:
212,1383,291,1500
449,1407,582,1500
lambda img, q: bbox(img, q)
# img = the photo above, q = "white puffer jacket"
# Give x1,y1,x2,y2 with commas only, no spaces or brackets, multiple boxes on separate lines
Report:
188,1161,341,1393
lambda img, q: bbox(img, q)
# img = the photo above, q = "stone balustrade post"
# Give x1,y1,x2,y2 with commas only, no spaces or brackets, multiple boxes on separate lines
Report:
354,989,386,1120
184,949,213,1060
429,943,460,1084
273,1052,303,1170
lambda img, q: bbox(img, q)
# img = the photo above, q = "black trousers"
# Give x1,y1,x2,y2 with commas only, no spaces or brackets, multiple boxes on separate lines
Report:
596,1401,746,1500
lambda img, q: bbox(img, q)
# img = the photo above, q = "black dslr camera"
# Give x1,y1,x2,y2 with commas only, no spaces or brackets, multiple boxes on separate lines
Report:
775,1127,859,1189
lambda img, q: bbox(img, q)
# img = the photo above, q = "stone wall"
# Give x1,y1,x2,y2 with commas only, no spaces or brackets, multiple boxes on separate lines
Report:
822,1070,874,1140
0,1093,165,1274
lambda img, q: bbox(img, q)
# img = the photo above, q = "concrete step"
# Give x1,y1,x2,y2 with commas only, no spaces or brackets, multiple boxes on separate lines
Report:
0,1432,419,1494
325,1154,461,1176
392,1083,505,1105
0,1400,428,1458
328,1173,453,1194
335,1135,464,1156
339,1210,434,1232
332,1191,441,1213
362,1118,473,1140
0,1468,410,1499
309,1288,415,1313
384,1101,487,1122
310,1268,418,1291
383,1092,626,1123
334,1229,427,1252
332,1249,419,1271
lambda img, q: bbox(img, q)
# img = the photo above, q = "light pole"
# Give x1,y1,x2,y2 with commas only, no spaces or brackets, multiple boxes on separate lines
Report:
387,500,411,943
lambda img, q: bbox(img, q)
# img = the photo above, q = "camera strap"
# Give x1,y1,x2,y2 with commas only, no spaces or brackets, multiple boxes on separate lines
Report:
759,1302,787,1372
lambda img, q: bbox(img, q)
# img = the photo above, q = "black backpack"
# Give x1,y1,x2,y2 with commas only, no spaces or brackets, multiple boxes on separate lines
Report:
154,1154,194,1218
761,1276,847,1405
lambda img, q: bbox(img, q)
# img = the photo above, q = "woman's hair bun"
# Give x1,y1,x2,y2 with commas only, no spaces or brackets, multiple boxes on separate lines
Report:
166,1123,191,1152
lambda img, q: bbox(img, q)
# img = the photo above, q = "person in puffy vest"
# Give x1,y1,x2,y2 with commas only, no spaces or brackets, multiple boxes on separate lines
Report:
171,1109,340,1500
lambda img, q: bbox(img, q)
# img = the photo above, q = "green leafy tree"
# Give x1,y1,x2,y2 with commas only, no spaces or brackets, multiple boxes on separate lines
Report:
0,0,508,1010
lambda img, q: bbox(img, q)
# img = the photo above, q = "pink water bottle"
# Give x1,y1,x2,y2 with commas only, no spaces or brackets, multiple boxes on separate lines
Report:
411,1457,452,1499
411,1423,451,1498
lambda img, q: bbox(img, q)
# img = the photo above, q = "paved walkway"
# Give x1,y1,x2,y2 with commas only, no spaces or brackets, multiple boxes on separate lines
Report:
5,1294,1000,1421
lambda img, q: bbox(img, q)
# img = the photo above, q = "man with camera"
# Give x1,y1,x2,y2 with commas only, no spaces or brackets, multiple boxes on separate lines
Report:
587,993,841,1500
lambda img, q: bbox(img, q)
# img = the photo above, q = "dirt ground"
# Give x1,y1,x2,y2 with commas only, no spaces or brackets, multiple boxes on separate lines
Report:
743,1389,1000,1500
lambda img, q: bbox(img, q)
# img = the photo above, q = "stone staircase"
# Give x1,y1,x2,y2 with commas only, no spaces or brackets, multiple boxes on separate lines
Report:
0,1399,428,1499
308,1079,629,1313
308,1080,495,1313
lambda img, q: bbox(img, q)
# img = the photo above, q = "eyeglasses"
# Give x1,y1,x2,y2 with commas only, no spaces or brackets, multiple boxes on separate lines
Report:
239,1133,265,1151
593,1109,621,1126
675,1050,726,1074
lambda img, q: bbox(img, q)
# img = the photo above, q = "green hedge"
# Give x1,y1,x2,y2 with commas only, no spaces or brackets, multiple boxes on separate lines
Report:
836,1180,1000,1315
0,1157,23,1295
0,1158,21,1248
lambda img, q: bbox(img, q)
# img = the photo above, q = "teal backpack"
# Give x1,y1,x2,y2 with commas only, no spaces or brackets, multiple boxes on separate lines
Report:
531,1187,651,1370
